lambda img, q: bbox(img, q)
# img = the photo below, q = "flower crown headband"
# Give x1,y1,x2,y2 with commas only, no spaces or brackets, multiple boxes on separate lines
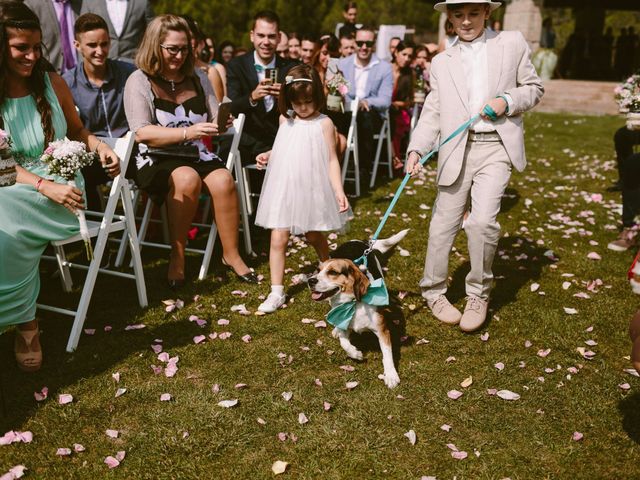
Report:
285,76,313,86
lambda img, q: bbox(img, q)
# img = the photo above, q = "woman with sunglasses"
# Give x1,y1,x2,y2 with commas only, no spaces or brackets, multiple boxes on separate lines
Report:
124,15,256,289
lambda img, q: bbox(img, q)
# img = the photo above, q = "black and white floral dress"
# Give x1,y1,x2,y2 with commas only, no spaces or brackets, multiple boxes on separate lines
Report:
134,82,226,205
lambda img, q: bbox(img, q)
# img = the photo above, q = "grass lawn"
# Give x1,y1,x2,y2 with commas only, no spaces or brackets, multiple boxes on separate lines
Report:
2,112,639,479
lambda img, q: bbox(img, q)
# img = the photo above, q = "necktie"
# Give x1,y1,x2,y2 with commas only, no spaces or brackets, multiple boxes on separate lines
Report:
254,64,265,73
54,0,76,72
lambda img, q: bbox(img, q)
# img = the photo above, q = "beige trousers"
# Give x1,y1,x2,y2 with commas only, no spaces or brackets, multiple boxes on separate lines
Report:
420,140,512,302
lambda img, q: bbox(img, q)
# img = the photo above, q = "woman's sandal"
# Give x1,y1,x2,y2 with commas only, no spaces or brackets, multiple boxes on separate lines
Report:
15,327,42,372
222,257,259,284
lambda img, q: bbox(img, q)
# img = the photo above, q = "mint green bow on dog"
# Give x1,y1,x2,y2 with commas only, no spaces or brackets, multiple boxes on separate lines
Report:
326,277,390,331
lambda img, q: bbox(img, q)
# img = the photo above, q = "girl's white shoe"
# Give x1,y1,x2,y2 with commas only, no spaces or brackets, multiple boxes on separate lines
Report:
258,292,286,313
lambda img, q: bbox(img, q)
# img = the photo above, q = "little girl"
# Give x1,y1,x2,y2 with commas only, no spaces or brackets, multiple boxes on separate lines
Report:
254,64,350,313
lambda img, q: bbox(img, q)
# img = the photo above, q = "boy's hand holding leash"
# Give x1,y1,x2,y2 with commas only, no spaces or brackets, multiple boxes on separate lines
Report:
256,151,271,170
480,96,509,121
405,151,423,177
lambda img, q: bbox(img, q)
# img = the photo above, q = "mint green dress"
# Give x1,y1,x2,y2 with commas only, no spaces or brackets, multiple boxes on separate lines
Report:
0,74,83,329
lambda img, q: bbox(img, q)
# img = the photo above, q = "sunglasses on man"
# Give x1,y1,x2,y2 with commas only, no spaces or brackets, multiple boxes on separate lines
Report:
355,40,374,48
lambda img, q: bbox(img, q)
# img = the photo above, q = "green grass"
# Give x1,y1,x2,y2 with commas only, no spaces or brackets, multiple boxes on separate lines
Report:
2,112,640,479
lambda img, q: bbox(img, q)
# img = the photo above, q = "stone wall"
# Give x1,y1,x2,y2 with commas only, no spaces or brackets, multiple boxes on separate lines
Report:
503,0,544,51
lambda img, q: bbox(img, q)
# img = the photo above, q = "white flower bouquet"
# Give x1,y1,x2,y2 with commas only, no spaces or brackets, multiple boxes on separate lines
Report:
614,74,640,113
326,71,350,112
41,140,96,258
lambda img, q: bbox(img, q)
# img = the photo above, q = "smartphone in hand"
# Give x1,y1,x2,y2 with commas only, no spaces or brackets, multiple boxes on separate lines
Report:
217,96,232,133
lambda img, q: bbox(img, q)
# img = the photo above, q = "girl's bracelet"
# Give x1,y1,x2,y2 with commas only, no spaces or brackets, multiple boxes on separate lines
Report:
35,177,44,192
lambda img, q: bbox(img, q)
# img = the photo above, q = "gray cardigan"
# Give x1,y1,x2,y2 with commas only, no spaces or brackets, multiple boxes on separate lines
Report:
123,69,219,134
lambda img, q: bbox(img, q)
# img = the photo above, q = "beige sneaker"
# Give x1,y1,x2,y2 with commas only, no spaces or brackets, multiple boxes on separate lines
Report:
460,295,488,332
608,228,638,252
427,295,462,325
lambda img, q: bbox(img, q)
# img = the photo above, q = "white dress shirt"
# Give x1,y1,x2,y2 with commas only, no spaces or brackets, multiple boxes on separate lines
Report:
106,0,128,37
254,52,276,112
354,56,379,100
458,31,514,132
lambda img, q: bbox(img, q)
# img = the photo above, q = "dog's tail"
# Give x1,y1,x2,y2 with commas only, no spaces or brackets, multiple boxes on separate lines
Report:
372,229,409,254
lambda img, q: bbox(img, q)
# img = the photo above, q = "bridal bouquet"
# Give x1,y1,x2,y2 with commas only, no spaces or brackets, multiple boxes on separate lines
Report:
326,71,350,112
41,140,96,259
614,74,640,113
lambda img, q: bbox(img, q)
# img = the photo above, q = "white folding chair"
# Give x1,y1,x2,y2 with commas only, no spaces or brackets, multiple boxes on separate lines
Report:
369,108,393,188
341,98,361,197
37,132,148,352
132,114,254,281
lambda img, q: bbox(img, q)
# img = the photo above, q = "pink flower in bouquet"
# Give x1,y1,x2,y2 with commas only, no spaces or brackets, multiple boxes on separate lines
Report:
338,84,348,96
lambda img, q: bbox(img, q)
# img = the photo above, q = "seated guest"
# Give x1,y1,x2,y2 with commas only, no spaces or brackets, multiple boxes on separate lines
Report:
338,25,393,166
183,16,225,101
300,35,317,65
288,32,301,60
216,40,235,65
0,1,120,372
63,13,136,210
277,30,289,58
388,36,401,58
338,1,358,39
390,41,415,171
124,14,255,288
226,10,295,163
412,44,433,93
204,36,227,93
339,34,356,58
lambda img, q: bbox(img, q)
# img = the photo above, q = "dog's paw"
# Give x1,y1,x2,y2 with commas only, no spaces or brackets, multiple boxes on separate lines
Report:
347,349,363,361
384,371,400,389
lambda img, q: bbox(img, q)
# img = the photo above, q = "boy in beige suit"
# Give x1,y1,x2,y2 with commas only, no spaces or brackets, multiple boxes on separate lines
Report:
406,0,543,332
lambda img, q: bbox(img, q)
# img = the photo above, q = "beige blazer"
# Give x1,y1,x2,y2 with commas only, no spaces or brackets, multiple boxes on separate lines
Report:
407,29,544,186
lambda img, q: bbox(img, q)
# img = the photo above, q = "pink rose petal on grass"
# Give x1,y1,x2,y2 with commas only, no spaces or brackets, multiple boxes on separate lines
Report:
112,372,121,383
58,394,73,405
2,465,27,479
497,390,520,401
235,383,247,389
104,456,120,469
160,393,172,401
451,451,468,460
151,344,163,354
323,401,332,411
193,335,206,345
83,329,95,336
73,444,85,453
241,334,252,343
572,431,584,441
537,348,551,358
218,332,232,340
586,252,601,261
124,323,146,331
619,383,631,391
56,448,72,456
447,390,463,400
345,381,359,390
404,429,417,445
114,388,127,398
440,424,452,432
281,391,293,401
495,362,505,371
480,332,489,342
298,412,309,424
340,365,355,372
217,319,230,326
105,429,119,439
34,387,48,402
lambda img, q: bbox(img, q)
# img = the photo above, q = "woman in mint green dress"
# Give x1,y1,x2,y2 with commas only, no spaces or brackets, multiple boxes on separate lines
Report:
0,1,120,372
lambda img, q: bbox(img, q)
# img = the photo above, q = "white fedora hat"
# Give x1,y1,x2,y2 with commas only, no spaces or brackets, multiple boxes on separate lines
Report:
434,0,502,13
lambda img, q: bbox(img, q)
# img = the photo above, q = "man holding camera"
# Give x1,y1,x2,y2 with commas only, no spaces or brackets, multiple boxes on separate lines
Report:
226,10,295,162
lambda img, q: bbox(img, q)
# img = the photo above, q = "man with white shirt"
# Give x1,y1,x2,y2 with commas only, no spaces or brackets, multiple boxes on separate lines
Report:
337,26,393,167
226,10,295,163
81,0,154,60
406,0,543,332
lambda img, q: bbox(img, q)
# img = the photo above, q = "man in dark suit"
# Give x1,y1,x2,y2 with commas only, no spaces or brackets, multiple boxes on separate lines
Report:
24,0,82,73
226,10,295,163
80,0,154,61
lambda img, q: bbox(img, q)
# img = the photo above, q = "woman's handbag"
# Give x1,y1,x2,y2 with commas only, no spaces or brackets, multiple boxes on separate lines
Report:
146,144,200,162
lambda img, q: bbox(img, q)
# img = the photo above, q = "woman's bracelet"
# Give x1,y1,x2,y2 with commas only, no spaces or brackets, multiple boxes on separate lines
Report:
93,139,105,154
35,177,44,192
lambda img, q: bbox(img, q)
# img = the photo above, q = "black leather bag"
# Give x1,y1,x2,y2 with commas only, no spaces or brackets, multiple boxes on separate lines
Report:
146,144,200,162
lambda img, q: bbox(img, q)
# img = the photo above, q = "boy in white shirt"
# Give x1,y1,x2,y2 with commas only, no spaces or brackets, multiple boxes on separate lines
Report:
406,0,543,332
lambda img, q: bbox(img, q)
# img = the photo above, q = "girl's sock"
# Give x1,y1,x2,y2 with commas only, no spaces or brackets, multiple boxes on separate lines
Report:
271,285,284,296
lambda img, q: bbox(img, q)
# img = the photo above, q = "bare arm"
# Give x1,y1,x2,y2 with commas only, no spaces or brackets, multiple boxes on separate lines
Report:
207,65,224,103
322,117,348,212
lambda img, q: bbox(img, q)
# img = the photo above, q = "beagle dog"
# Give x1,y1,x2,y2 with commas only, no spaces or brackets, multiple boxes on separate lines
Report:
307,230,408,389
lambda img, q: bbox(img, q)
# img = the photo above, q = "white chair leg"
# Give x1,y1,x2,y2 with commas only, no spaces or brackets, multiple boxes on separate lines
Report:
115,185,139,268
385,119,393,179
198,223,218,280
121,182,148,308
241,166,254,216
54,245,73,292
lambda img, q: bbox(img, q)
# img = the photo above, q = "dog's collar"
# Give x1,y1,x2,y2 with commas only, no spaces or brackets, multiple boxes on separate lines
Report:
326,277,389,331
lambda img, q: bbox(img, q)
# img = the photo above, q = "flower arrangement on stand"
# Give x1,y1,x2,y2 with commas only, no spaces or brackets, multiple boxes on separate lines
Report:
414,73,427,104
326,71,350,112
0,129,17,187
614,74,640,130
41,140,96,258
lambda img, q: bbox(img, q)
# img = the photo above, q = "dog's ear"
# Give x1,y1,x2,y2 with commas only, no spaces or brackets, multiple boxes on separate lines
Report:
351,263,370,301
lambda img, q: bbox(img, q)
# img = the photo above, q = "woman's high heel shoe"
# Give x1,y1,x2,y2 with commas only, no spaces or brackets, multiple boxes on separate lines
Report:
222,257,259,284
15,327,42,372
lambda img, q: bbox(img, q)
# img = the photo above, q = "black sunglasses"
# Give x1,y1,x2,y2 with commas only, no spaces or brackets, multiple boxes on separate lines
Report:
355,40,374,48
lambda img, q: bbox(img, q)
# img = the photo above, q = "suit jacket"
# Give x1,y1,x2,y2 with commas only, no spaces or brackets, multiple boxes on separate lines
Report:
81,0,154,60
337,54,393,110
24,0,82,73
408,29,544,187
226,52,295,145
